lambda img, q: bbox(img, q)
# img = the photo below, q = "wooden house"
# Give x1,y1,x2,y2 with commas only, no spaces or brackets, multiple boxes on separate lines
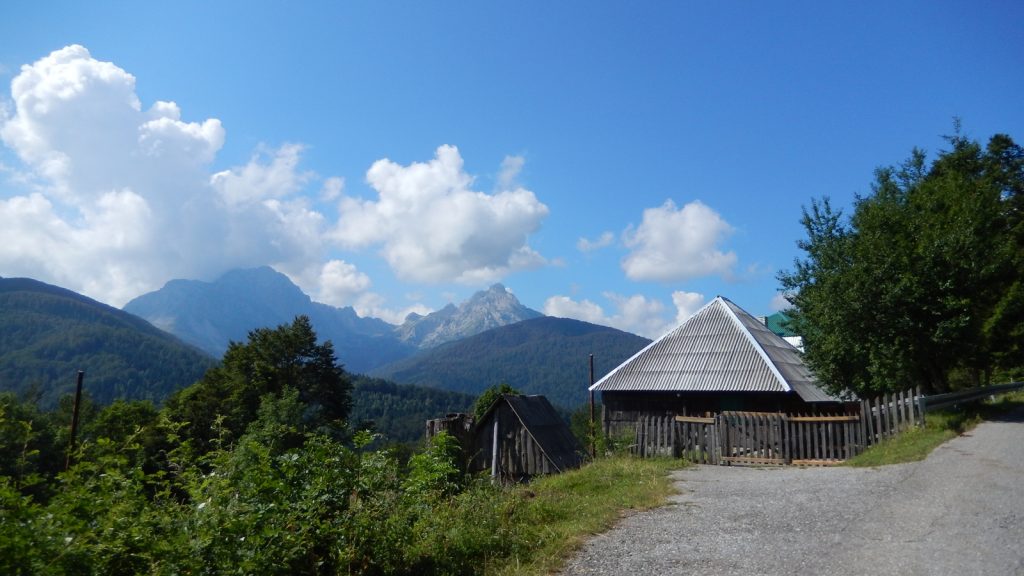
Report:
470,394,585,481
591,296,848,437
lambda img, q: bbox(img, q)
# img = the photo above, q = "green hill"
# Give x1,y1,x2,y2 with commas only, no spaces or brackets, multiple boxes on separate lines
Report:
370,316,651,409
0,277,215,407
349,376,475,444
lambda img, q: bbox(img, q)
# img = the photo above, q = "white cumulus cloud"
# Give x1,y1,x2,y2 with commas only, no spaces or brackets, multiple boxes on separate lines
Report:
622,199,736,282
0,46,552,313
332,145,549,284
497,154,524,190
349,291,433,326
544,290,705,338
0,45,337,306
672,291,706,324
543,295,608,325
211,143,311,206
577,231,614,253
770,292,791,312
314,259,372,307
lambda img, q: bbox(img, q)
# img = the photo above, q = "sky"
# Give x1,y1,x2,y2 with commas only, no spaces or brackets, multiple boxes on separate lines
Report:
1,1,1022,339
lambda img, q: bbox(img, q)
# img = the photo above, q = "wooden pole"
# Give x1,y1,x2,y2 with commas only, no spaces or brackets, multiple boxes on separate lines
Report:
491,415,499,481
65,370,84,471
589,354,596,459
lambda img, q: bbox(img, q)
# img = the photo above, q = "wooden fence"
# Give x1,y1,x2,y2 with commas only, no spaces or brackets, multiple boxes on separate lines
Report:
631,386,923,466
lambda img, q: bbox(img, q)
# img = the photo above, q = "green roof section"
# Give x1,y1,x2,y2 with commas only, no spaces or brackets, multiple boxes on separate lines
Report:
765,312,798,337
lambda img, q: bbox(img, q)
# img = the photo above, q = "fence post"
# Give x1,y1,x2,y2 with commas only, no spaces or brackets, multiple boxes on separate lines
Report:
717,413,724,465
858,399,867,452
897,387,905,428
876,396,884,442
905,388,913,429
884,393,891,438
916,386,926,426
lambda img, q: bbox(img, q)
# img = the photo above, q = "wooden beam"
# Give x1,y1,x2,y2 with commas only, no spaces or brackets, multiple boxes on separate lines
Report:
720,456,786,465
787,415,859,422
675,415,716,424
791,459,845,467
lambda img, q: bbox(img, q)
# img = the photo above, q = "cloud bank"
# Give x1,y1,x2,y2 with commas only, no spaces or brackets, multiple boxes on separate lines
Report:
544,290,705,338
0,46,549,311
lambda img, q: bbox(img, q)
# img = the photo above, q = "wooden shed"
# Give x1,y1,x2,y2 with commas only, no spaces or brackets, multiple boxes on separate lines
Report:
470,394,585,481
591,296,849,437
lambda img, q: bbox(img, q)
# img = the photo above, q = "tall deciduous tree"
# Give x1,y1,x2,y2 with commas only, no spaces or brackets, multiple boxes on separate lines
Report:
166,316,352,453
780,130,1024,396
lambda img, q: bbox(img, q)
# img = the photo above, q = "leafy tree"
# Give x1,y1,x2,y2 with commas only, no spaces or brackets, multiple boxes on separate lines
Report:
780,129,1024,396
472,383,520,420
404,431,464,499
166,315,352,454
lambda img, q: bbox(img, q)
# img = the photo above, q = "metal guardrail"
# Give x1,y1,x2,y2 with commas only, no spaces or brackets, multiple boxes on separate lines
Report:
919,382,1024,413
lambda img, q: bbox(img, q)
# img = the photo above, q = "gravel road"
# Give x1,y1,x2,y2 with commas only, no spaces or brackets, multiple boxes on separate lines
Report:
562,410,1024,576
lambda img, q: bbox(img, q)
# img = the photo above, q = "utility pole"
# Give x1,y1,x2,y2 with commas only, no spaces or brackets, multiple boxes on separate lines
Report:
65,371,84,471
589,354,596,459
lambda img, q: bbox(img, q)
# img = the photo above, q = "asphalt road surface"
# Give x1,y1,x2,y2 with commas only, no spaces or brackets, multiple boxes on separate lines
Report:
562,410,1024,575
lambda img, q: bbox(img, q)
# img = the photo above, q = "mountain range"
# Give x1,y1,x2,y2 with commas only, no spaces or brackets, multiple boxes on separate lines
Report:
4,267,654,429
122,266,653,408
123,267,545,374
123,267,410,374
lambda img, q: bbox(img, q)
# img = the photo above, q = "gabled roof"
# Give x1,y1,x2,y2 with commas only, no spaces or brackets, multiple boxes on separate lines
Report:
477,394,584,472
590,296,841,403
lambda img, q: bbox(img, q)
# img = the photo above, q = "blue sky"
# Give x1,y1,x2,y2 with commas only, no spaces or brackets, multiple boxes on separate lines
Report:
1,1,1022,337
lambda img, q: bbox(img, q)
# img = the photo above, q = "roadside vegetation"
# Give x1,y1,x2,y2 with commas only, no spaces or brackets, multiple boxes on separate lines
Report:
846,390,1024,467
490,456,679,575
780,127,1023,398
0,316,680,576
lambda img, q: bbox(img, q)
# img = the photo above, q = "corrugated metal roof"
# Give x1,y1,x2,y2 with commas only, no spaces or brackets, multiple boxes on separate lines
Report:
590,296,841,403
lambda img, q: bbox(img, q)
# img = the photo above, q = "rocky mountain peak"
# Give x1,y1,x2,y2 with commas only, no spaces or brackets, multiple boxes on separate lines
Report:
396,284,542,349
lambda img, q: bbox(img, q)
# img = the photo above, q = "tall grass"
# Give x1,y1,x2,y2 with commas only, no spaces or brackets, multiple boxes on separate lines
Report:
486,456,681,575
846,390,1024,467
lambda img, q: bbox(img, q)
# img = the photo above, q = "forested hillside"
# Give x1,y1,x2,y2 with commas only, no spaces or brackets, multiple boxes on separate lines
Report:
0,277,215,406
373,316,651,409
349,376,475,444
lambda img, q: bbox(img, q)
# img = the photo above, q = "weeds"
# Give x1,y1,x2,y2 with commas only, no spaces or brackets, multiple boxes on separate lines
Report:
846,390,1024,467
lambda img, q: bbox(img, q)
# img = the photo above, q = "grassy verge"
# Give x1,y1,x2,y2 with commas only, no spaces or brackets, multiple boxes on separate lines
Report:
488,456,682,575
846,390,1024,467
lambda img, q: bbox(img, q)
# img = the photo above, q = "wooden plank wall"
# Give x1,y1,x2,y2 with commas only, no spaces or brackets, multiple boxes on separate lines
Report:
629,387,923,466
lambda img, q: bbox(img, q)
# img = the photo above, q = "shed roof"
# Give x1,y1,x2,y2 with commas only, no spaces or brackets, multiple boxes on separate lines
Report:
477,394,584,472
589,296,841,403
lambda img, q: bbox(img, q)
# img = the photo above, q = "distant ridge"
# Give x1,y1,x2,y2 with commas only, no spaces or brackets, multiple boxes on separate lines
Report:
123,267,413,374
125,269,547,373
0,276,215,407
372,316,651,409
